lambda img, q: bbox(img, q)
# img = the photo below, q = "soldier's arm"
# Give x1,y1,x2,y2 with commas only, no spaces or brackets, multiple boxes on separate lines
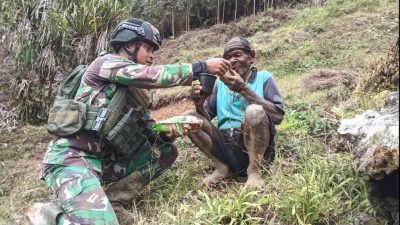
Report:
142,112,176,143
100,57,209,88
100,56,230,89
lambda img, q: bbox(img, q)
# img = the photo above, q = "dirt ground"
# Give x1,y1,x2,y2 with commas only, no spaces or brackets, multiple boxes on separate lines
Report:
303,69,357,91
152,99,194,121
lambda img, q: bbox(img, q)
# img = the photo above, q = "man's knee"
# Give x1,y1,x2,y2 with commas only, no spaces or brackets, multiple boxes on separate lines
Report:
245,104,268,127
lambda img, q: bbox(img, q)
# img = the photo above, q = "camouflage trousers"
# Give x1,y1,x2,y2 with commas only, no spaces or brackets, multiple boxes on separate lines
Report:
43,141,178,225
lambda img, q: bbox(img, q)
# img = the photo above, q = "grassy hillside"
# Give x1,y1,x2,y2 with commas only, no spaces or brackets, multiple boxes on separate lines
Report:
0,0,398,224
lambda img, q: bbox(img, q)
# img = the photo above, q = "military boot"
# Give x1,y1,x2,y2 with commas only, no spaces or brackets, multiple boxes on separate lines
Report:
20,202,63,225
243,104,270,191
105,171,148,225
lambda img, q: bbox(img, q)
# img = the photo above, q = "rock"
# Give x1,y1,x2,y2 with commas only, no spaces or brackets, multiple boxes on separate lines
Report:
337,91,399,225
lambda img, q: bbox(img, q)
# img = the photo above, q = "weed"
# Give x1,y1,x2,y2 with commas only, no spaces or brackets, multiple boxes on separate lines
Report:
272,153,368,224
277,103,337,137
194,189,266,224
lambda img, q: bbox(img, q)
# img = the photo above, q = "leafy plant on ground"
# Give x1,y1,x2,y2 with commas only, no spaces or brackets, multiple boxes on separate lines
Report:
276,102,337,154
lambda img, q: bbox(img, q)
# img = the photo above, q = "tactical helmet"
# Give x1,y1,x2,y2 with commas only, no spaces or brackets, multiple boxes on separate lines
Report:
109,18,162,51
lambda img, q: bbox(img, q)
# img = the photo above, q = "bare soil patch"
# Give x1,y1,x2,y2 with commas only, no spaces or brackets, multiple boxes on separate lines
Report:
152,99,194,121
151,86,191,110
303,69,357,92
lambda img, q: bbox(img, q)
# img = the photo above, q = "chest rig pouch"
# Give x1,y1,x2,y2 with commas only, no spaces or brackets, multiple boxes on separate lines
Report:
93,87,151,160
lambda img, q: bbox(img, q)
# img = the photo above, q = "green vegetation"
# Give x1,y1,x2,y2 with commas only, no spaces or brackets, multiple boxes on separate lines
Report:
252,0,398,80
0,0,398,224
1,0,128,123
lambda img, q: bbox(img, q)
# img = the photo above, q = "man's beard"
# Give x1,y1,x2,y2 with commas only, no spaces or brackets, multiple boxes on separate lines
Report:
235,67,250,78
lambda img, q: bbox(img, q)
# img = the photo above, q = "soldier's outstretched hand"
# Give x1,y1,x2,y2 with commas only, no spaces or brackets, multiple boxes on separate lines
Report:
205,58,231,76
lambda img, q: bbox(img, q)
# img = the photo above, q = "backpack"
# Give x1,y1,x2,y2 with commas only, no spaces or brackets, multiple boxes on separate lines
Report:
47,65,124,137
47,65,89,136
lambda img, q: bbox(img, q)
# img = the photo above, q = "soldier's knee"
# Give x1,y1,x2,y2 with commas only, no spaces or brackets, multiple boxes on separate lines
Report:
245,104,268,127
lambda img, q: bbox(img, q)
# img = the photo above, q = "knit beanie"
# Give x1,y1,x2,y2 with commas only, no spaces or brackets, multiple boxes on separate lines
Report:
223,37,253,59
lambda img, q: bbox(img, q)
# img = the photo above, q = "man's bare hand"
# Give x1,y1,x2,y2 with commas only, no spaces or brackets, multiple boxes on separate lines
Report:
220,69,247,93
165,124,189,138
191,80,208,106
205,58,231,76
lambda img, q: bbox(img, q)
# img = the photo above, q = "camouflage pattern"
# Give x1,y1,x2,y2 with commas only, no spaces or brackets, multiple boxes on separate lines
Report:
42,53,191,224
43,139,178,224
44,165,118,225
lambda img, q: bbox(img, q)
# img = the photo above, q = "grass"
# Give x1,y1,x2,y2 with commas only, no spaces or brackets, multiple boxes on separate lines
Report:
0,126,50,224
119,123,373,225
0,160,49,224
0,0,398,224
0,126,49,160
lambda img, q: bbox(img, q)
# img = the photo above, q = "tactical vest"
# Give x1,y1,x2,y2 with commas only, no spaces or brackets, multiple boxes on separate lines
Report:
47,65,151,159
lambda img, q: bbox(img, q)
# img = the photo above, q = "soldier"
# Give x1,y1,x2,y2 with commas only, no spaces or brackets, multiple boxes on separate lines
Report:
24,18,230,225
187,37,284,190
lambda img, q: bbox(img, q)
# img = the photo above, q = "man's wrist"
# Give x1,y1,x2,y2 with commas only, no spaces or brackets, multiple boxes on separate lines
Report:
238,83,251,95
195,104,205,111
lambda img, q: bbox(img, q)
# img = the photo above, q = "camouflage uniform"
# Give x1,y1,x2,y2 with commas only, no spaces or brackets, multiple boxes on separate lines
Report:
42,54,196,224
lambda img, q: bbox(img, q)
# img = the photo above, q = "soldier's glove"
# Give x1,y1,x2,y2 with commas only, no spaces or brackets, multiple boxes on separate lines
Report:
191,61,208,80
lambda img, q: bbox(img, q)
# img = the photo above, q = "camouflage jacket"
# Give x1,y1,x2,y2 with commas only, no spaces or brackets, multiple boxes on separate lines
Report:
43,54,202,173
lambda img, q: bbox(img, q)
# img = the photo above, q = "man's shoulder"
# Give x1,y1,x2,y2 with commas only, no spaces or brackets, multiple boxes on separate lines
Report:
256,70,272,76
255,70,274,83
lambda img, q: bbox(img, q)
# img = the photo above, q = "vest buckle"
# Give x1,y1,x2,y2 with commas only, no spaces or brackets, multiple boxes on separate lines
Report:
92,108,109,132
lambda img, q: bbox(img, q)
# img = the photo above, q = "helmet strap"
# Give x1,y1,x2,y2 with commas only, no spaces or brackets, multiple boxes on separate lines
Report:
124,42,142,62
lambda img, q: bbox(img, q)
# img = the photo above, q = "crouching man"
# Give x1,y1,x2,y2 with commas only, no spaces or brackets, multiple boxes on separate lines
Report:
187,37,285,190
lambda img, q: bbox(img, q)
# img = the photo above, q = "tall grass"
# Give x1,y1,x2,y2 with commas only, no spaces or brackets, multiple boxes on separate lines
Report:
1,0,128,123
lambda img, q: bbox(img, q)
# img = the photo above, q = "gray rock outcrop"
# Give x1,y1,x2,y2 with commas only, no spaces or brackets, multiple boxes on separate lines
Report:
338,91,399,225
